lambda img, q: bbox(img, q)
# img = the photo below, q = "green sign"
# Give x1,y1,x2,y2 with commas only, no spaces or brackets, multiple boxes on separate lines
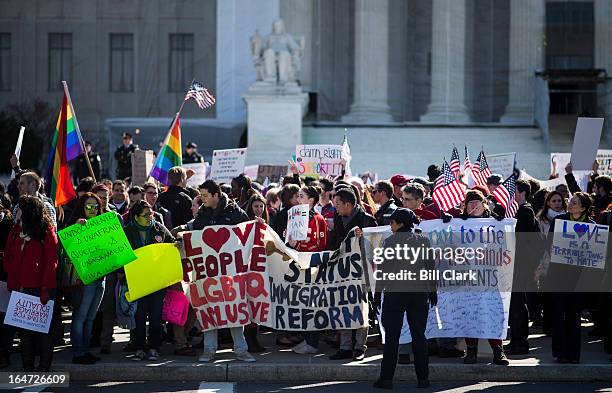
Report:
58,212,136,285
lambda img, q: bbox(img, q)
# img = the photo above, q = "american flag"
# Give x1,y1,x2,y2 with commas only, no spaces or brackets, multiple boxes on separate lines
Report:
433,160,466,211
492,175,518,218
450,146,461,179
184,81,215,109
472,150,492,188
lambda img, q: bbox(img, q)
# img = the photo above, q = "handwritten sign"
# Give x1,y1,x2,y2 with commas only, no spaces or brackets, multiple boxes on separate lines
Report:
551,219,608,269
488,152,516,179
3,291,54,333
182,222,369,331
295,145,344,177
209,148,247,184
58,212,137,285
286,204,309,242
184,162,209,188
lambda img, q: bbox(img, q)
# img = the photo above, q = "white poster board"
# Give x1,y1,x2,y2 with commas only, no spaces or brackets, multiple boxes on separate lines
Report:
184,162,209,188
11,126,25,178
243,165,259,180
570,117,604,171
286,204,309,242
209,148,247,184
3,291,54,333
295,145,344,177
131,149,154,186
488,152,516,179
551,219,609,269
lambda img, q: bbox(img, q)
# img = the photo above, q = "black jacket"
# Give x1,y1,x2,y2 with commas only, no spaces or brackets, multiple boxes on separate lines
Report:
379,230,436,293
192,193,249,230
74,151,101,181
565,173,612,219
114,144,138,179
123,220,174,250
270,206,290,238
375,199,397,226
183,152,204,164
153,204,172,229
513,202,543,291
157,186,193,228
327,205,377,251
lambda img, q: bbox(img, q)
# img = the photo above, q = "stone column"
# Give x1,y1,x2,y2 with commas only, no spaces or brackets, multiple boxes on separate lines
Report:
420,0,470,124
500,0,545,125
595,0,612,146
342,0,393,123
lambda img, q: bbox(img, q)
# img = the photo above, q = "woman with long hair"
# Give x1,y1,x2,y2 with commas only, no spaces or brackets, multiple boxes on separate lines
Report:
4,196,57,371
270,183,299,239
546,192,594,363
65,193,107,365
123,200,175,361
459,190,509,366
231,174,256,209
245,193,269,223
537,191,567,236
289,185,329,354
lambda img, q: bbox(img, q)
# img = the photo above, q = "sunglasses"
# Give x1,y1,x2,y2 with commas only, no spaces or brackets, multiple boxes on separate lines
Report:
84,204,99,211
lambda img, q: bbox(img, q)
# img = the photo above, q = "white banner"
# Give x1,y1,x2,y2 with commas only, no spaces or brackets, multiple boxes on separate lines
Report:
3,291,54,333
209,148,247,184
551,219,609,270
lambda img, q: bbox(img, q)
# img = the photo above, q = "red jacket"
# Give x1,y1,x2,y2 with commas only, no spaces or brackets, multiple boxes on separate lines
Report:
414,205,438,221
3,224,58,291
294,211,328,252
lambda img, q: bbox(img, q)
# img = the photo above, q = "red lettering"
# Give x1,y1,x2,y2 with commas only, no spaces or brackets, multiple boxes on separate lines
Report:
235,249,248,274
193,257,206,280
203,277,223,303
246,272,268,298
233,274,248,298
205,255,219,277
199,308,216,330
182,258,194,282
209,306,225,327
260,302,270,323
219,253,232,276
189,282,208,308
220,276,236,301
183,233,202,257
233,222,254,246
238,302,249,324
254,222,266,246
225,304,238,323
249,246,266,272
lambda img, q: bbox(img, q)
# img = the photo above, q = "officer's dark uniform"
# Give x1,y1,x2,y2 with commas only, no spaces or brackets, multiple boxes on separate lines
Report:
376,208,435,389
114,143,137,180
74,151,101,181
182,151,203,164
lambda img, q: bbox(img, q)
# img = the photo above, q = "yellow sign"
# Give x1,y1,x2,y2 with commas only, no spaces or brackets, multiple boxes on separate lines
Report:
124,243,182,302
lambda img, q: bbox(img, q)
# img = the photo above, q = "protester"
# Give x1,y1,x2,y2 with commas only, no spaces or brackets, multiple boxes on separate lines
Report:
372,180,397,226
157,166,192,228
328,187,377,361
389,174,410,206
14,172,57,228
231,173,257,209
182,142,204,164
127,186,144,209
110,180,129,215
245,193,269,223
401,183,438,220
505,180,541,356
4,195,58,371
375,208,435,389
114,132,137,180
123,200,174,361
427,165,441,183
191,180,255,362
143,183,171,227
546,192,594,364
459,190,509,365
64,193,106,365
74,141,101,182
265,187,281,223
486,174,503,195
317,178,336,229
0,203,14,368
270,183,299,239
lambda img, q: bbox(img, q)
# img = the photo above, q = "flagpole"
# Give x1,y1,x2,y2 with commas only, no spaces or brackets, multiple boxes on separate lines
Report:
62,81,96,182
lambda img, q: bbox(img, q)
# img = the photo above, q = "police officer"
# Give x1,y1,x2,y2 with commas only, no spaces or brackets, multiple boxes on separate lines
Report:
374,208,436,390
183,141,203,164
114,132,138,180
74,141,101,182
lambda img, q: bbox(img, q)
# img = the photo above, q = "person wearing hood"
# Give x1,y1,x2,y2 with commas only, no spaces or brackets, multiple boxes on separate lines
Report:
327,187,377,361
191,180,255,363
374,208,435,390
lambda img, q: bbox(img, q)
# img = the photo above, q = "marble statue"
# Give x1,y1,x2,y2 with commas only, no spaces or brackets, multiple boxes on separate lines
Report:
250,19,305,85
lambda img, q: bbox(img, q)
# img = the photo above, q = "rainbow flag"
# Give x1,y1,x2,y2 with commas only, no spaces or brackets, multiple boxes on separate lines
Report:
45,91,80,207
149,115,182,185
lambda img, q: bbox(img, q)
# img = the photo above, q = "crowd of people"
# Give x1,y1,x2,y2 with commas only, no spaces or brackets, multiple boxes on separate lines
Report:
0,137,611,389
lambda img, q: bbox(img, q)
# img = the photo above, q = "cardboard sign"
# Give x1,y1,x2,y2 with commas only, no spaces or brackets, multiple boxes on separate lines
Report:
570,117,604,171
209,148,247,184
295,145,344,177
131,149,155,187
488,152,516,179
286,204,309,242
3,291,54,333
58,212,137,285
182,222,369,331
256,165,289,183
124,243,183,302
184,162,209,188
551,219,609,269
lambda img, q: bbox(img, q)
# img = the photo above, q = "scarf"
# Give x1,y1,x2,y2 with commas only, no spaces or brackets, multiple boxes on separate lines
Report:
547,209,564,221
131,220,155,248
